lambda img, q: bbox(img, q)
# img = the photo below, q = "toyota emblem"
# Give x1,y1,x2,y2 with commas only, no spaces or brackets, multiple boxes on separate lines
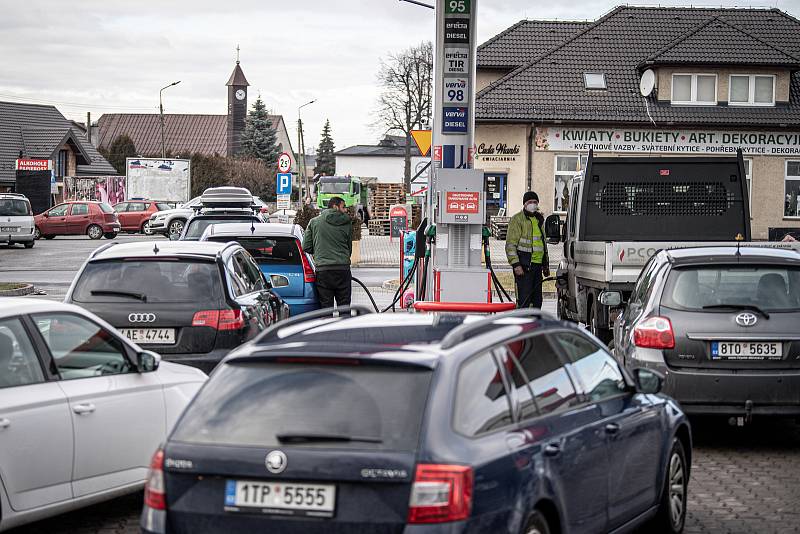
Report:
265,450,287,474
128,313,157,323
735,312,758,327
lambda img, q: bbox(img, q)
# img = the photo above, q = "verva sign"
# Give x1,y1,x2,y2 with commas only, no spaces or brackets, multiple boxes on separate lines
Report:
15,159,52,171
445,191,480,214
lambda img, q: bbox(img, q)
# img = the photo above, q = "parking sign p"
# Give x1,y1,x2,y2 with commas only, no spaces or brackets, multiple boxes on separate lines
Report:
277,173,292,196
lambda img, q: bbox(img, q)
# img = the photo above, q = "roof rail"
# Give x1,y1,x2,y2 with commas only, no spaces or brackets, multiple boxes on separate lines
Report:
439,308,551,350
89,241,119,259
254,305,374,345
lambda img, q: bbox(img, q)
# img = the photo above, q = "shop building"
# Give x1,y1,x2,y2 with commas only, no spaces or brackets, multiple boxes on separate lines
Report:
475,6,800,239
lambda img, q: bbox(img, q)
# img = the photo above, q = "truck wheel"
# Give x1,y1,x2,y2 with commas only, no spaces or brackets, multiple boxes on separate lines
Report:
589,299,613,344
557,298,569,321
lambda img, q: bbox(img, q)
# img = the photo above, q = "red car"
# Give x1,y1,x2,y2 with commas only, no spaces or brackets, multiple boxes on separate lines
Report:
34,201,121,240
113,200,174,234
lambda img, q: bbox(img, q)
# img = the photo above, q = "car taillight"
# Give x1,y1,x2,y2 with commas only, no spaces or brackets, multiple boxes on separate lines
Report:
408,464,473,524
296,239,316,283
634,316,675,349
192,309,245,331
144,448,166,510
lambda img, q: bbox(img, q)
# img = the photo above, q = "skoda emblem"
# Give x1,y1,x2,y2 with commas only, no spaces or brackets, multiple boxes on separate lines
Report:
735,312,758,327
128,313,156,323
265,450,287,474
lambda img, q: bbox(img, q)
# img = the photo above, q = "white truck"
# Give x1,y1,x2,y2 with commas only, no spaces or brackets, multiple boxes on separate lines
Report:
545,150,772,342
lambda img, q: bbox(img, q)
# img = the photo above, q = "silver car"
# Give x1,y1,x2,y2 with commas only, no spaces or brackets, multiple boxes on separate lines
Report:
0,194,35,248
0,299,207,531
610,245,800,423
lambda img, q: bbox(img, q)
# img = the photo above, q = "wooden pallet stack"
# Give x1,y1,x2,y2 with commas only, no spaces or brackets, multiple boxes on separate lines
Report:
490,216,510,240
368,184,406,236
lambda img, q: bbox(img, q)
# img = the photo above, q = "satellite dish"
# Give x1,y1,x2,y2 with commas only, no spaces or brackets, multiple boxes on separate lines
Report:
639,69,656,97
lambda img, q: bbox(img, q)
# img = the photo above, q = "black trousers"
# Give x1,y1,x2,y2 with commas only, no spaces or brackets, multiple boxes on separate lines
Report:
515,263,543,308
316,268,352,309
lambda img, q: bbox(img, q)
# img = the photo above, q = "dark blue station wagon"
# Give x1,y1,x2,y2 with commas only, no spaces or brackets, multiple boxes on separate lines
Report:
141,308,692,534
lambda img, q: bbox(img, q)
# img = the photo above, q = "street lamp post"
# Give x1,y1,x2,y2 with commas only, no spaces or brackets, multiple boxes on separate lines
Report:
297,99,316,203
159,81,181,159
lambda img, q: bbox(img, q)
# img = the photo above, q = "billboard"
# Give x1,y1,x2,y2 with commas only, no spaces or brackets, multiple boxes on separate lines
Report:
64,176,126,204
126,158,191,202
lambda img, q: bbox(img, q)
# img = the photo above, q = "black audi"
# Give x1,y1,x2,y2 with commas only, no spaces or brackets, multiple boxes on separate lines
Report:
609,245,800,422
65,241,290,373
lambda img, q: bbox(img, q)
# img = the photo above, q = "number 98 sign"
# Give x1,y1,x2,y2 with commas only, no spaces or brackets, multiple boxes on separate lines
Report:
445,0,470,14
444,78,470,105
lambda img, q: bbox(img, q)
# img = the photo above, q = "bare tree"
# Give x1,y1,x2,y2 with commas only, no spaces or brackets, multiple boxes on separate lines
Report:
375,41,433,190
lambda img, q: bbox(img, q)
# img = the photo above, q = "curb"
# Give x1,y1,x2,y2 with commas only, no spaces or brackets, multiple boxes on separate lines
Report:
0,283,34,297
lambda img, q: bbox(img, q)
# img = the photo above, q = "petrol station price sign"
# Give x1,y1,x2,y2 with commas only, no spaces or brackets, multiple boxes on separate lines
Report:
445,0,470,14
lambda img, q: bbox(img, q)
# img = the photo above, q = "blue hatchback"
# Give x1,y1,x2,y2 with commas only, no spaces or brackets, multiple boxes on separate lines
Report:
141,308,691,534
200,223,320,316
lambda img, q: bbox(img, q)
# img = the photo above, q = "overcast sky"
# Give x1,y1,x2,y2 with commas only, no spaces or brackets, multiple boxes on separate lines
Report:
2,0,799,153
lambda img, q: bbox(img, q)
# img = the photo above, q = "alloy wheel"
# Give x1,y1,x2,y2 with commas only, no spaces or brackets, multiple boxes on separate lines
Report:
142,221,152,235
169,220,184,237
87,225,103,240
669,450,686,527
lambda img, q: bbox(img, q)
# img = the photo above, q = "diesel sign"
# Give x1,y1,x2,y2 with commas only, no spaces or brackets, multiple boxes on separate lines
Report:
444,18,470,44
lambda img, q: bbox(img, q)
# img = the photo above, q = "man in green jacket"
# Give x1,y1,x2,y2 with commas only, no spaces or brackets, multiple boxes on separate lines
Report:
303,197,353,308
506,191,550,308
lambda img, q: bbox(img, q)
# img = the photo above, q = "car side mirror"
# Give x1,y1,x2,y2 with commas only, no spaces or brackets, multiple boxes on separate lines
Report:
270,274,290,288
599,290,623,307
544,214,562,244
633,368,663,394
137,350,161,373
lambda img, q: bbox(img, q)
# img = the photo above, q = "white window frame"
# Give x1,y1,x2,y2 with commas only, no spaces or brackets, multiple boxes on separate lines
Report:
728,74,776,107
671,73,718,105
553,154,587,215
785,160,800,219
583,73,607,90
743,158,752,211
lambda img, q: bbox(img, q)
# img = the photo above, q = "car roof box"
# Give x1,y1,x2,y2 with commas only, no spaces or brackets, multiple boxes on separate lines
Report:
200,187,254,209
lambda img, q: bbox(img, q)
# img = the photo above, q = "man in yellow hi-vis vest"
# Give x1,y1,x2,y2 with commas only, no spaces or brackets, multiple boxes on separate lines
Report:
505,191,550,308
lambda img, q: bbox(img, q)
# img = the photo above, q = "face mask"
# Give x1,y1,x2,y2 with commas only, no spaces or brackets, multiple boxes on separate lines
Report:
524,202,539,213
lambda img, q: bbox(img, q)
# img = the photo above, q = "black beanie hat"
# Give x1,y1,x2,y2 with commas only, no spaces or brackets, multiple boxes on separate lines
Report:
523,191,539,204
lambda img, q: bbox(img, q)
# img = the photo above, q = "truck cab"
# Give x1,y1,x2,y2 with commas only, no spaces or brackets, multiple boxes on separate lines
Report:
545,150,751,343
316,176,368,221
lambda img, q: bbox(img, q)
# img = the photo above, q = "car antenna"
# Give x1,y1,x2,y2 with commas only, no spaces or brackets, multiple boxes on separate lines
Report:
153,242,159,255
250,220,255,235
735,233,744,259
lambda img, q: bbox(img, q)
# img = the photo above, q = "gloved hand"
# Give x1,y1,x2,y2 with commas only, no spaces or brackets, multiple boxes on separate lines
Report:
513,266,525,277
543,266,551,278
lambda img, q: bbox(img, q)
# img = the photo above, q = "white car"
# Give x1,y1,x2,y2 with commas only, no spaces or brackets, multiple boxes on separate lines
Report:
0,193,35,249
0,299,207,532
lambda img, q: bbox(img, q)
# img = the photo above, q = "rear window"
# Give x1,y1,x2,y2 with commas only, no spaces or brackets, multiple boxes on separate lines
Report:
662,265,800,312
207,236,301,265
72,260,222,303
156,203,173,211
185,217,257,240
99,203,114,214
172,362,433,450
0,198,31,216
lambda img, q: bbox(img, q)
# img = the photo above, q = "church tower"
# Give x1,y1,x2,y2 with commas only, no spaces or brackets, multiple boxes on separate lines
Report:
226,48,250,156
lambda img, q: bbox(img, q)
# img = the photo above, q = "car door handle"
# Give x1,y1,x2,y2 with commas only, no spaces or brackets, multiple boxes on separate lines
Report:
605,423,620,435
73,403,96,415
0,418,10,429
543,443,561,457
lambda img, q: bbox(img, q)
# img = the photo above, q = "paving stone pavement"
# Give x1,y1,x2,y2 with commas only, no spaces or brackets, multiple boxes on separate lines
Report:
11,418,800,533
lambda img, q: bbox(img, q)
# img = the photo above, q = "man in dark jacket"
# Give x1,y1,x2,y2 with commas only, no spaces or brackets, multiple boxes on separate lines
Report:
303,197,353,308
505,191,550,308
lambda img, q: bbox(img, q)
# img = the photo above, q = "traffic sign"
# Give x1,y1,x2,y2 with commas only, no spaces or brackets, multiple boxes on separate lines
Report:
276,173,292,195
277,194,291,210
411,130,432,157
277,152,292,173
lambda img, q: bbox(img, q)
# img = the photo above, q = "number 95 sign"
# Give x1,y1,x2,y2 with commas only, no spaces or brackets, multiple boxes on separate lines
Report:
446,0,470,13
444,78,470,105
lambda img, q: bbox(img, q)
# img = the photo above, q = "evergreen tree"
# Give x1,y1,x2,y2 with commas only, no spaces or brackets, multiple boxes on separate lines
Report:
101,134,137,175
314,119,336,176
240,97,280,167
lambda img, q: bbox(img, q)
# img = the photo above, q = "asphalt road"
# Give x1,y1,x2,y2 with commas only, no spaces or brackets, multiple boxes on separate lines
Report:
3,234,799,534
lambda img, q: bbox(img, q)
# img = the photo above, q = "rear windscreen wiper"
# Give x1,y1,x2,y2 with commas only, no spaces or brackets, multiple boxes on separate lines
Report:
276,432,382,444
90,289,147,302
702,304,769,319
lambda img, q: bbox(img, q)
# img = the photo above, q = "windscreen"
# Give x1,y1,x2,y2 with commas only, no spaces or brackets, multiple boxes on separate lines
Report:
185,216,257,240
207,235,302,265
319,179,350,195
0,199,30,216
72,260,222,303
662,265,800,312
172,362,432,450
580,157,749,241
